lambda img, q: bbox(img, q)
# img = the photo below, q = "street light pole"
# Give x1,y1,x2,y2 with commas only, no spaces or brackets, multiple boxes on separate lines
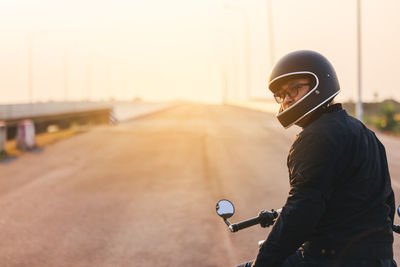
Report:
218,29,239,102
63,46,69,101
356,0,363,121
28,38,32,103
27,31,47,103
242,9,252,100
266,0,275,68
87,54,93,101
106,62,111,101
232,36,239,100
224,4,252,100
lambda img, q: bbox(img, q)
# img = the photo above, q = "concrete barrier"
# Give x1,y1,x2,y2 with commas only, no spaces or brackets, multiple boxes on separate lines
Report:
16,120,36,150
109,108,119,125
0,102,174,140
0,121,6,156
3,108,112,140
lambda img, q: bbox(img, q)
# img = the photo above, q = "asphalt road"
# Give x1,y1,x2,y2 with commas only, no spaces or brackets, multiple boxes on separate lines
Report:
0,104,398,266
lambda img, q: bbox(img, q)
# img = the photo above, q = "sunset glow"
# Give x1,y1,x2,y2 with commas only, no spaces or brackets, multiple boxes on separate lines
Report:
1,0,400,103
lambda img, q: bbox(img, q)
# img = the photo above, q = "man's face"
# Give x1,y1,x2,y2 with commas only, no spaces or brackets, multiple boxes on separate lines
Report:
276,78,311,110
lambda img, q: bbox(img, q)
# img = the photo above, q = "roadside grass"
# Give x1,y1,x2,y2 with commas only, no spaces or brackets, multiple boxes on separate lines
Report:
344,100,400,136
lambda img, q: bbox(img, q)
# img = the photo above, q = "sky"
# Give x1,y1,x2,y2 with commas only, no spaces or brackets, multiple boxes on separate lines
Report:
0,0,400,104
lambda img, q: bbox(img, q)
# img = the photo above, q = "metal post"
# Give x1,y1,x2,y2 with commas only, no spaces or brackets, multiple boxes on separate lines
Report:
224,4,251,101
0,121,6,157
106,63,111,101
221,68,228,103
232,35,238,100
267,0,275,68
218,30,238,102
241,9,252,100
27,31,47,103
87,55,92,101
64,46,69,101
28,37,33,103
356,0,363,121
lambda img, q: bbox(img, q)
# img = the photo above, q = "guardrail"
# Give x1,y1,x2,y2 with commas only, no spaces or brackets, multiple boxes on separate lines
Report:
3,108,112,140
0,102,113,142
0,101,174,154
0,102,111,119
0,121,6,156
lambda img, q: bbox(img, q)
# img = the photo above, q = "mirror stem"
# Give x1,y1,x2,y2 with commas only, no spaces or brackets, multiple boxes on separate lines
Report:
223,218,232,228
223,218,237,232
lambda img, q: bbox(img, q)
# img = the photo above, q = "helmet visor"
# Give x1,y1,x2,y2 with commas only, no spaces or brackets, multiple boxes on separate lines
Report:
269,72,317,94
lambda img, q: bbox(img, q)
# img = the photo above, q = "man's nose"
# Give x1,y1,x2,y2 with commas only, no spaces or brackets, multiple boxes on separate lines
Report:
283,93,293,103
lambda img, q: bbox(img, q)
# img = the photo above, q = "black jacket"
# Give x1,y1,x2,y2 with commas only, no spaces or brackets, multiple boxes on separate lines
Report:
253,104,395,267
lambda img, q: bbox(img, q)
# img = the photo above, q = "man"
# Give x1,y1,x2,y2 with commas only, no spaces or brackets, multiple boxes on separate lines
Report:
238,50,396,267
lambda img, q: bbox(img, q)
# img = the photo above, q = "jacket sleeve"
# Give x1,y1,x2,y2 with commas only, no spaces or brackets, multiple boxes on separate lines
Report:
387,189,395,225
252,133,339,267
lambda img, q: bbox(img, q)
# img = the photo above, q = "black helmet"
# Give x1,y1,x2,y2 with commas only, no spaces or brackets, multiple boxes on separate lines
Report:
268,50,340,128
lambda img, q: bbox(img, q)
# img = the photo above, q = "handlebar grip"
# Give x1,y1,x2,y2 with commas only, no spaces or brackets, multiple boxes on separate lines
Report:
230,216,261,232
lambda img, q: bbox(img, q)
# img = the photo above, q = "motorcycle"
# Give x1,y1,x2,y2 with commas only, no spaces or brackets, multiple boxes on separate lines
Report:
215,199,400,245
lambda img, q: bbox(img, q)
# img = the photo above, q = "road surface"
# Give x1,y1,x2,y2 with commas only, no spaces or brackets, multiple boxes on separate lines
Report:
0,104,398,266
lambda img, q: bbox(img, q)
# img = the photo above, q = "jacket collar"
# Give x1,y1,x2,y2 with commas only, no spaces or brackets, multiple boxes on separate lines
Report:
299,103,343,128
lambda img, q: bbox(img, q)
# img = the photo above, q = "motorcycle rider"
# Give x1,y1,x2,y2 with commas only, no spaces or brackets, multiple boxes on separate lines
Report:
237,50,397,267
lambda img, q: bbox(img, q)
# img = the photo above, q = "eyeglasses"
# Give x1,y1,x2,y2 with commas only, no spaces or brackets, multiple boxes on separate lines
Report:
273,83,311,104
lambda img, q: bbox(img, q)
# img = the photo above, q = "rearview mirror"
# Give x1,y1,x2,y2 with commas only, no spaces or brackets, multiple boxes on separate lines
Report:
216,199,235,219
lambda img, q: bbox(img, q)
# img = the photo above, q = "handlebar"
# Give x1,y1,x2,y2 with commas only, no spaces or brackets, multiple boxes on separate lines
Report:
225,209,281,232
224,208,400,235
229,216,262,232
